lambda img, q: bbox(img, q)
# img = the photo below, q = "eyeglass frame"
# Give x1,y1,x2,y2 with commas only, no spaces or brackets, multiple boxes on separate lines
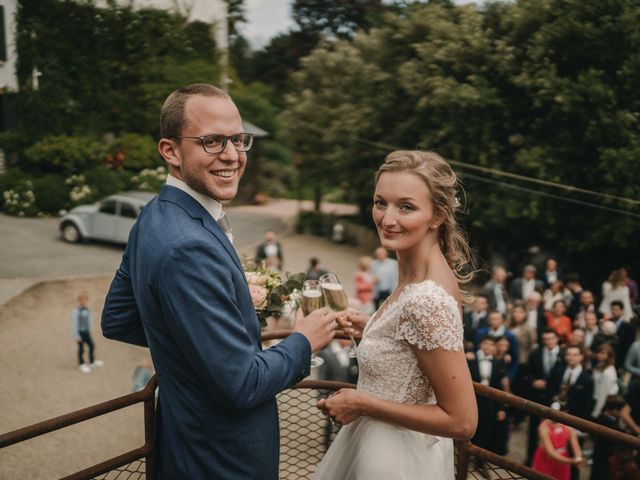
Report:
169,133,255,154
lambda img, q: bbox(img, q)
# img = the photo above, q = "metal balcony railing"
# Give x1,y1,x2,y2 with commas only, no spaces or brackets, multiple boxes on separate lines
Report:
2,330,639,479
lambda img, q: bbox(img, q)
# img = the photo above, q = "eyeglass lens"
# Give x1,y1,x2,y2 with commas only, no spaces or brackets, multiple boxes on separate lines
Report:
203,134,253,153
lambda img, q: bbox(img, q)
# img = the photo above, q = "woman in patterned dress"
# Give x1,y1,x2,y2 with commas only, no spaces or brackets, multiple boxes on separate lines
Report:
313,151,478,479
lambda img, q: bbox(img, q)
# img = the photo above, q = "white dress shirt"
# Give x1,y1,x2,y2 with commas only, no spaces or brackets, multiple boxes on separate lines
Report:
562,365,583,385
543,346,560,377
476,350,494,386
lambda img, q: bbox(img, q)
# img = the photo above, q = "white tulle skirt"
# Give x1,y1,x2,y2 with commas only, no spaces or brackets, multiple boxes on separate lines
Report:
312,417,454,479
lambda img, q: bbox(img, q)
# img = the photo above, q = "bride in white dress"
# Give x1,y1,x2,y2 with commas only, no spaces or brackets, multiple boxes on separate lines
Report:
313,150,478,479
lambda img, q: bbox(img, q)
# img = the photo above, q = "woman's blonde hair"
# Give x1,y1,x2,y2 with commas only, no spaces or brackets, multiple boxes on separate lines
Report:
358,256,373,271
375,150,475,297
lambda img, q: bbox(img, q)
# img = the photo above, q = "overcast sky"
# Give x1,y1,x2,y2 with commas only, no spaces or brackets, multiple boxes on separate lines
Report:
242,0,480,49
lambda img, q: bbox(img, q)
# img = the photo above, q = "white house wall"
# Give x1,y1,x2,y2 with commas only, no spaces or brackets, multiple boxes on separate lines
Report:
0,0,17,91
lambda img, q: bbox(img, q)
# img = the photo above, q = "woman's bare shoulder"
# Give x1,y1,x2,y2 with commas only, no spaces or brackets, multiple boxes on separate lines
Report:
425,264,461,305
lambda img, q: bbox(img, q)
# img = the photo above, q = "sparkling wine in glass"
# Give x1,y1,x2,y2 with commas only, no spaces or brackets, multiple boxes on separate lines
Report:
319,272,358,358
301,280,325,368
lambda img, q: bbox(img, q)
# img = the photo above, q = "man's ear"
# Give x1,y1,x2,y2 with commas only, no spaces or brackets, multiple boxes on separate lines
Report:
158,138,180,169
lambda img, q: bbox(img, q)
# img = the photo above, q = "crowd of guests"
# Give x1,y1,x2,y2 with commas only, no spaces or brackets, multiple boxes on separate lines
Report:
289,239,640,478
464,260,640,479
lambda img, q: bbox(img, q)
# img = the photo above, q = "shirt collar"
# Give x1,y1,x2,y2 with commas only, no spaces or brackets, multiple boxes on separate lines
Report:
569,365,583,376
490,325,506,337
166,174,223,221
477,350,493,361
546,346,560,356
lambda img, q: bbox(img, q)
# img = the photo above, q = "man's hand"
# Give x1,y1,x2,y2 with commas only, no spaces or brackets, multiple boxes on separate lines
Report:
292,308,337,352
532,379,547,390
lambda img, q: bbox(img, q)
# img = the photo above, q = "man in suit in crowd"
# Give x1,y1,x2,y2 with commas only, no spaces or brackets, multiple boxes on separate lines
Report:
482,265,510,315
559,345,594,480
468,337,509,459
510,264,545,302
101,84,337,479
255,229,284,271
570,290,602,328
524,291,546,343
523,328,565,465
557,345,594,420
475,310,519,382
611,300,637,370
463,295,489,352
543,258,561,289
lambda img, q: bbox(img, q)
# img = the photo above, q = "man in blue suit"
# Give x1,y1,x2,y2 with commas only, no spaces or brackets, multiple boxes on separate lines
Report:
102,84,337,479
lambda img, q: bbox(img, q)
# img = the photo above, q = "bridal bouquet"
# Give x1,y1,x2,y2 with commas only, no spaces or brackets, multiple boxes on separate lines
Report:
241,255,305,327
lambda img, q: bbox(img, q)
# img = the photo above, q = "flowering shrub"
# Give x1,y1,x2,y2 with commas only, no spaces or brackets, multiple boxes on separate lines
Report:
66,175,95,204
241,255,305,327
130,166,167,192
2,180,38,216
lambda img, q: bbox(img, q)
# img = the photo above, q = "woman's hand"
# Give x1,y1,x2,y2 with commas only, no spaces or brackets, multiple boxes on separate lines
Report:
337,309,370,339
317,388,368,425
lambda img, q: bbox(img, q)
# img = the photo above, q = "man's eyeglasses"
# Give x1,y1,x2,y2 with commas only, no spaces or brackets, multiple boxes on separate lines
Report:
171,133,254,154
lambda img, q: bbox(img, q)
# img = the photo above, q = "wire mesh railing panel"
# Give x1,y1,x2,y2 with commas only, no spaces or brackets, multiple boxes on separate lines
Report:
277,388,340,479
465,458,528,480
92,460,146,480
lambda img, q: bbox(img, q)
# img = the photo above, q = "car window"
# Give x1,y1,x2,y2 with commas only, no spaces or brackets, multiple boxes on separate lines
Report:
99,200,117,215
120,202,138,219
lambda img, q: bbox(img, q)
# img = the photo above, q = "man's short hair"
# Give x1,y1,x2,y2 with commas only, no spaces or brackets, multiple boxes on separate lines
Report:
610,300,624,310
479,335,496,344
565,344,584,356
160,83,230,139
541,328,558,337
524,264,537,273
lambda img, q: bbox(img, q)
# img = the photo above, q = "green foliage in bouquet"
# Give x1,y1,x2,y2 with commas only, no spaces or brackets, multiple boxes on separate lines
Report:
241,254,306,327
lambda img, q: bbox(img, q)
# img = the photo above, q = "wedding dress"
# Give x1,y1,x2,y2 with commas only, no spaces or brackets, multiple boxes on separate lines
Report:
313,280,463,479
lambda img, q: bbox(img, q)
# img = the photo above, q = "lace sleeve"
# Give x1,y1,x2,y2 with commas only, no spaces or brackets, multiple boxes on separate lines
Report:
395,282,463,351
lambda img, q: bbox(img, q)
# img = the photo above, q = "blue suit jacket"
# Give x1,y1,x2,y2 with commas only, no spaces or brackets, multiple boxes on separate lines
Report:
102,186,311,479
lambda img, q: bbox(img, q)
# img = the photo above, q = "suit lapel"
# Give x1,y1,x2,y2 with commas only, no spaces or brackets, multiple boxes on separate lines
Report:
159,186,244,275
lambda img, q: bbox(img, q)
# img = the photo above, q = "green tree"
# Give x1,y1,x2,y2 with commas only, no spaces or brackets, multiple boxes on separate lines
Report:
15,0,219,140
292,0,385,39
284,0,640,284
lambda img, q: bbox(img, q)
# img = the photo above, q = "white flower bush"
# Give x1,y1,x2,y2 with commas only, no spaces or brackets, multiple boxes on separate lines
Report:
130,166,167,192
2,181,38,216
65,174,94,205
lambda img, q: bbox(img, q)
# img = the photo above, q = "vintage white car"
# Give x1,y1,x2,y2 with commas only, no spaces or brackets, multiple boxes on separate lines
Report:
59,191,156,244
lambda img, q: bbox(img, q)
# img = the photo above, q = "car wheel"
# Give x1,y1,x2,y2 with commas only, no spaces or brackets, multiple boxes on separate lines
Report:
61,223,82,243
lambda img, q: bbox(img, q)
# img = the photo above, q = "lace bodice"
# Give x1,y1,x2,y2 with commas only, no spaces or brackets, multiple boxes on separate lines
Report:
356,280,463,405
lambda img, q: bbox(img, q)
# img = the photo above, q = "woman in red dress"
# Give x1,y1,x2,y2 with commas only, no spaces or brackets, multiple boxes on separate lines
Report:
532,407,584,480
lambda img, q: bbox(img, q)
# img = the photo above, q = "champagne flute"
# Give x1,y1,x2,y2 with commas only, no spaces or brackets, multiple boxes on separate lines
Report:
301,280,325,368
319,272,358,358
